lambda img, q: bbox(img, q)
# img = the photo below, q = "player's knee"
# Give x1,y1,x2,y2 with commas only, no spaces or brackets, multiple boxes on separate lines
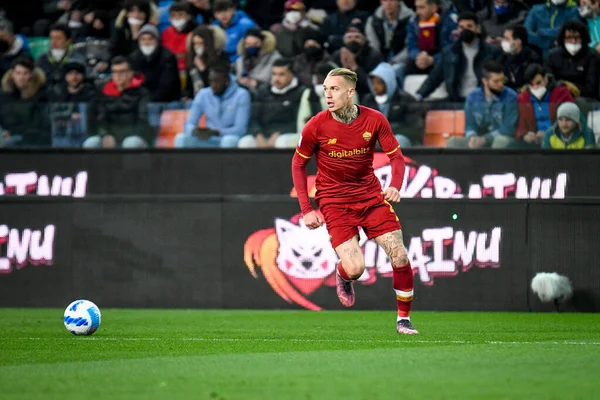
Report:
392,249,409,268
343,259,365,279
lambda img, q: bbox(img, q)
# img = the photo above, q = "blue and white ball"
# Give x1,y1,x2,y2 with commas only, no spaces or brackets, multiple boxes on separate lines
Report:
63,300,101,335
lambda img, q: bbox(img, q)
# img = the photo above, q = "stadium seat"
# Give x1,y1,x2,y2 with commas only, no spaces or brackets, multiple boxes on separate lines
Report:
423,110,465,147
156,110,206,148
403,74,449,101
27,37,50,60
587,110,600,145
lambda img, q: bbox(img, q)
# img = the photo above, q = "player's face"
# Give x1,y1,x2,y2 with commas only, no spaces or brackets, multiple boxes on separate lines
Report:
323,75,354,112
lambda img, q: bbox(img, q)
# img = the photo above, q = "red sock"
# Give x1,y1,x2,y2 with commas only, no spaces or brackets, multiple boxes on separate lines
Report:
337,261,353,281
393,262,414,318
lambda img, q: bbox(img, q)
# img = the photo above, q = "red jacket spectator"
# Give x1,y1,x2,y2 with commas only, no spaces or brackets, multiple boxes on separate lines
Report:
162,20,199,72
516,84,573,140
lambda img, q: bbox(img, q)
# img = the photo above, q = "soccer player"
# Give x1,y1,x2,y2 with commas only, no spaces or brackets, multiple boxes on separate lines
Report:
291,68,418,335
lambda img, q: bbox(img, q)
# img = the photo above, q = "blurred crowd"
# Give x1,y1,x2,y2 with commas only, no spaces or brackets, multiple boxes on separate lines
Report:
0,0,599,149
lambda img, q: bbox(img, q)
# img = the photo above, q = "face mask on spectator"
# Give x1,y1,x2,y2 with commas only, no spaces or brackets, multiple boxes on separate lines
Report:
375,94,388,104
304,45,323,60
551,0,567,5
530,86,547,100
51,48,67,60
285,11,302,25
128,17,144,26
494,5,510,15
579,5,593,18
171,19,187,30
195,46,204,56
565,43,582,55
245,46,260,57
501,40,515,54
460,29,476,44
314,84,324,97
345,41,362,54
489,87,503,96
140,45,156,56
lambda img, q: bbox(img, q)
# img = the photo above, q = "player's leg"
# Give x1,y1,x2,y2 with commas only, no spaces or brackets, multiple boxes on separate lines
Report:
320,203,364,308
333,235,365,307
361,196,418,334
374,229,418,335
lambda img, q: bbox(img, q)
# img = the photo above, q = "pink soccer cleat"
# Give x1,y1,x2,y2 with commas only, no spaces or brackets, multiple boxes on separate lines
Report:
396,319,419,335
336,270,355,307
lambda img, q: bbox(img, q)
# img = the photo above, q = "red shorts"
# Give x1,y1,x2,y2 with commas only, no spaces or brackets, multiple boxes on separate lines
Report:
319,193,402,249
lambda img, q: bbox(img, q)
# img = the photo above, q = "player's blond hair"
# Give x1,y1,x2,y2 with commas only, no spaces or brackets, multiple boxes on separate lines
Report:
326,68,358,89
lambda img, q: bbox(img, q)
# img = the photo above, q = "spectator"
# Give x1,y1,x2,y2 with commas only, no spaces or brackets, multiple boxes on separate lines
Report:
524,0,579,56
453,0,488,13
404,0,458,77
130,24,181,102
186,0,213,24
293,27,334,87
579,0,600,54
175,63,250,148
235,29,282,93
184,25,229,98
415,11,504,102
110,0,159,57
47,59,97,147
78,9,111,40
244,0,288,31
545,20,600,100
362,62,417,147
0,57,50,147
321,0,371,52
333,21,384,97
275,0,320,59
516,63,574,147
477,0,529,43
542,102,595,148
212,0,257,62
365,0,415,63
84,56,152,148
36,23,85,92
502,24,540,90
239,58,309,148
161,1,199,73
0,19,30,78
447,60,518,148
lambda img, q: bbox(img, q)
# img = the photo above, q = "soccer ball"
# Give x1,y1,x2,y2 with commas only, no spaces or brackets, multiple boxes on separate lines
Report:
63,300,102,335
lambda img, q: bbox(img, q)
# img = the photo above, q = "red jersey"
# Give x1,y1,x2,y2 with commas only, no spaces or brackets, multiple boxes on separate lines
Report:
292,106,406,215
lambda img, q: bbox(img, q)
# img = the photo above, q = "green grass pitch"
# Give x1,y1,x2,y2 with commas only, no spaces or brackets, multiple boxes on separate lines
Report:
1,309,599,400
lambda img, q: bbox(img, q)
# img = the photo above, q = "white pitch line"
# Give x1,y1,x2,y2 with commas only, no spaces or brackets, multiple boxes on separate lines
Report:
6,338,600,345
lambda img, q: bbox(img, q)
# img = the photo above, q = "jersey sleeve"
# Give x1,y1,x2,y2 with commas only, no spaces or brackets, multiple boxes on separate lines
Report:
376,113,406,191
295,117,319,159
291,117,319,215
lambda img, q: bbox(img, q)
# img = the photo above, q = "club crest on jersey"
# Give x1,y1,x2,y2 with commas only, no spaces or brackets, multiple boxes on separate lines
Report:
362,132,372,142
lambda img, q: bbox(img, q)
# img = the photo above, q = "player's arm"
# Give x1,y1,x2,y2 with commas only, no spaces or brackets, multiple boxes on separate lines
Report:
291,119,321,228
377,115,406,202
291,120,317,215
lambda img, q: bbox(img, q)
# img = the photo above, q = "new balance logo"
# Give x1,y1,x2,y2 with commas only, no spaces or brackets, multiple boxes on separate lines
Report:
327,138,337,145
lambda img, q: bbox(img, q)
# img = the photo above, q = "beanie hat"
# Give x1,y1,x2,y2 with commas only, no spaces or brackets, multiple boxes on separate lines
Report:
138,24,159,40
285,0,305,11
557,102,580,122
345,21,365,37
64,58,87,75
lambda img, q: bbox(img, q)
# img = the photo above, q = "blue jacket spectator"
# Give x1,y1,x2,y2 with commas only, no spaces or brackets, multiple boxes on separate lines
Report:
175,65,251,148
0,19,31,78
524,0,580,56
447,60,518,148
212,0,257,62
579,0,600,51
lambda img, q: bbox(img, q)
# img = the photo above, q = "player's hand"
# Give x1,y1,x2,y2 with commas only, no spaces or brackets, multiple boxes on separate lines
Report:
384,186,401,203
303,211,323,230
